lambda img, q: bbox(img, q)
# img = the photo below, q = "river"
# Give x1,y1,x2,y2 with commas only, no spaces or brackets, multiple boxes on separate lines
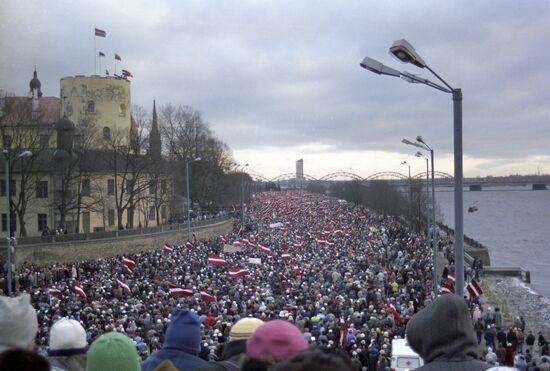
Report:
436,185,550,298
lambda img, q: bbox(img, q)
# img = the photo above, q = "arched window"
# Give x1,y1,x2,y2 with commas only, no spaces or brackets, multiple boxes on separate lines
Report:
102,126,111,141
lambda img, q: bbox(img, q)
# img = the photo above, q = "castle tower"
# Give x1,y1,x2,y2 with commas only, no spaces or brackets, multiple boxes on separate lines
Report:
149,100,162,162
29,68,42,120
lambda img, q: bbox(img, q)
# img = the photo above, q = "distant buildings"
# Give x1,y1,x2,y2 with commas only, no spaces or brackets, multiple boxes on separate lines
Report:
1,70,171,237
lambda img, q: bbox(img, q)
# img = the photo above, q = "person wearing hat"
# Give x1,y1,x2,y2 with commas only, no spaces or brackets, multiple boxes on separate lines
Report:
141,309,206,371
0,293,38,353
86,332,140,371
196,317,264,371
47,318,88,371
406,294,491,371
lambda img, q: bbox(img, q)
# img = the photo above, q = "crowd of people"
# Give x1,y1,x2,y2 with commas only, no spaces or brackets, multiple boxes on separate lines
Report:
0,190,548,370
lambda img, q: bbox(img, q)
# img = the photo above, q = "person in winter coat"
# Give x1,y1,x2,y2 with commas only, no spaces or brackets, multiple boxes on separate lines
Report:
406,294,491,371
141,309,206,371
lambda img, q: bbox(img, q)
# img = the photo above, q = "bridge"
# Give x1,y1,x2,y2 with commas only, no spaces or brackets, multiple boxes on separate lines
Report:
248,171,550,190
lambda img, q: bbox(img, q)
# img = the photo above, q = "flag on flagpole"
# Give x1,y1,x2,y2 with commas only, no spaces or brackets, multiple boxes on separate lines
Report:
122,264,133,275
99,51,105,57
48,288,63,298
122,257,136,268
466,279,483,299
200,290,216,302
163,243,173,252
281,252,292,261
74,283,87,299
228,268,250,279
116,278,131,295
169,287,194,297
207,254,226,266
121,69,133,78
95,28,106,37
115,53,121,61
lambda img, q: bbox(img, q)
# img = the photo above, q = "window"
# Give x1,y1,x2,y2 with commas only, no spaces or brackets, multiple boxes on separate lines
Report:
37,214,48,232
107,179,115,195
39,134,50,148
87,100,95,112
149,206,156,220
108,209,115,226
126,179,134,192
1,213,16,233
102,127,111,141
2,135,12,148
161,179,167,193
81,178,90,196
161,205,167,219
119,103,126,116
149,180,156,195
36,181,48,198
0,179,16,197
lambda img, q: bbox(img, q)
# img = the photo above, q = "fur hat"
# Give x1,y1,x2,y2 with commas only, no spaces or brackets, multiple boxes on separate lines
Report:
246,320,308,361
229,318,264,340
48,318,88,356
0,294,38,352
163,309,201,354
86,332,140,371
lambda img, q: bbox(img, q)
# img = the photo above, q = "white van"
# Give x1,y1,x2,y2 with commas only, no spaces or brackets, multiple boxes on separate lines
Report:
390,338,423,371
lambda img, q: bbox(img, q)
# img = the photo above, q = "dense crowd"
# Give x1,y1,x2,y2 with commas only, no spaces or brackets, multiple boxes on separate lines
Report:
1,190,549,370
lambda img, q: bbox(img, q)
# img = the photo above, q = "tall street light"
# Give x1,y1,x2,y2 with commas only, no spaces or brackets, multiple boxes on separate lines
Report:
401,161,412,217
361,39,464,297
185,157,201,241
415,151,430,244
3,149,32,296
240,163,249,235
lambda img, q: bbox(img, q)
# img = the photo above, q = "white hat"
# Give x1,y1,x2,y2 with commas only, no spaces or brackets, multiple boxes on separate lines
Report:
48,318,88,355
0,293,38,352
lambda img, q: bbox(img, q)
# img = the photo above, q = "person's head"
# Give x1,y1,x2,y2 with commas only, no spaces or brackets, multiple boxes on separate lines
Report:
48,318,88,356
229,318,264,341
243,320,308,370
269,347,355,371
163,309,202,354
86,332,140,371
406,294,480,364
0,293,38,352
0,348,50,371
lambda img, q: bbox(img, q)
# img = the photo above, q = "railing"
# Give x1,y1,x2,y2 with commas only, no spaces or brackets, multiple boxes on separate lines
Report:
16,215,231,245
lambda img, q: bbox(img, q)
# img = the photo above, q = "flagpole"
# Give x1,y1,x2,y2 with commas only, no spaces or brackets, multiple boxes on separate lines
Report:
114,58,117,76
94,34,97,75
99,55,102,76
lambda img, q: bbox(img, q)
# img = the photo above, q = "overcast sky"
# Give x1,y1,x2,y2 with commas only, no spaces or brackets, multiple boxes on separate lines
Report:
1,0,549,179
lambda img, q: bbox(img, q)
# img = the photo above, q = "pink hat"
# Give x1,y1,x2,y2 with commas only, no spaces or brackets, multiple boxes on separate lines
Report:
246,320,308,361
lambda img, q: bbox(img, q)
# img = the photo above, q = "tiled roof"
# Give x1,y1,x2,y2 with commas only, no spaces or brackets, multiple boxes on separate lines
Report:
0,96,61,127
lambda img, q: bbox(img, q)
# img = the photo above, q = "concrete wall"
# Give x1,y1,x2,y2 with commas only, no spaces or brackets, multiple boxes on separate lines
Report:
14,218,233,267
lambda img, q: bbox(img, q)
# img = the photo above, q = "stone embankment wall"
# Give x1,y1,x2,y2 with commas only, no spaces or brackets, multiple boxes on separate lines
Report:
15,219,233,267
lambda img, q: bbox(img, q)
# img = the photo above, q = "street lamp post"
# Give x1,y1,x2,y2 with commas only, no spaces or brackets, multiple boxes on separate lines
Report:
185,157,201,241
415,151,430,243
361,39,464,297
401,161,412,217
240,164,249,235
3,149,32,296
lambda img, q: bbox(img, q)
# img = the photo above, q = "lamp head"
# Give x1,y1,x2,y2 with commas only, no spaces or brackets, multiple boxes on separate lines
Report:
360,57,401,77
415,151,424,157
402,139,414,145
17,150,33,159
416,136,425,144
401,161,407,165
389,39,426,68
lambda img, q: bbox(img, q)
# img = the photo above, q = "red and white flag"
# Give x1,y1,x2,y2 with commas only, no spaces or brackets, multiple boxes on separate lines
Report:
293,242,303,248
122,257,136,268
163,243,173,252
466,279,483,299
200,290,216,302
232,241,242,247
121,69,133,78
440,281,455,295
447,271,455,283
186,241,195,248
280,243,289,250
258,243,271,254
207,254,226,266
169,287,194,298
218,235,228,243
292,264,302,275
122,264,133,275
116,279,131,295
49,288,63,298
326,240,335,247
281,252,292,261
74,283,87,299
333,229,345,236
94,28,106,37
228,268,250,278
295,234,302,241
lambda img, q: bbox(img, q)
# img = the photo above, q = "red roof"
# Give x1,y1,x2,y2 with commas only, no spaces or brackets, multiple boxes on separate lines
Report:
0,96,60,127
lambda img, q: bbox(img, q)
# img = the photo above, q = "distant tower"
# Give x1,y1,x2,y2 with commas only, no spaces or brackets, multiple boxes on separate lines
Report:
296,159,304,180
149,100,162,162
29,67,42,120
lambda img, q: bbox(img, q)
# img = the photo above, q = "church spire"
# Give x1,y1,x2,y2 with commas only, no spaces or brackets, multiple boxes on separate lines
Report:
149,99,162,162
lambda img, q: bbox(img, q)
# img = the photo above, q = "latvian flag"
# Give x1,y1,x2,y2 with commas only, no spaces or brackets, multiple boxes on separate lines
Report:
116,278,131,295
49,288,63,298
333,229,345,236
277,273,287,281
280,243,289,250
291,264,302,275
218,235,228,244
122,264,133,275
295,234,302,241
164,243,173,252
326,240,335,247
293,242,303,248
207,254,226,266
258,243,271,254
74,283,87,299
94,27,106,37
466,279,483,299
122,257,136,268
281,252,292,261
232,241,242,247
186,241,195,248
440,280,455,295
200,290,216,302
228,268,250,279
169,286,194,298
315,235,326,244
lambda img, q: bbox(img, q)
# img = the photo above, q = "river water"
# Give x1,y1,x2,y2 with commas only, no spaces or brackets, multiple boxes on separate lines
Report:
436,185,550,298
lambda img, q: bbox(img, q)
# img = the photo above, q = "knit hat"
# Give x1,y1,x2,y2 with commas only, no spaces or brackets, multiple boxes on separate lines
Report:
0,293,38,352
229,318,264,340
246,320,308,361
48,318,88,356
163,309,201,354
86,332,140,371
